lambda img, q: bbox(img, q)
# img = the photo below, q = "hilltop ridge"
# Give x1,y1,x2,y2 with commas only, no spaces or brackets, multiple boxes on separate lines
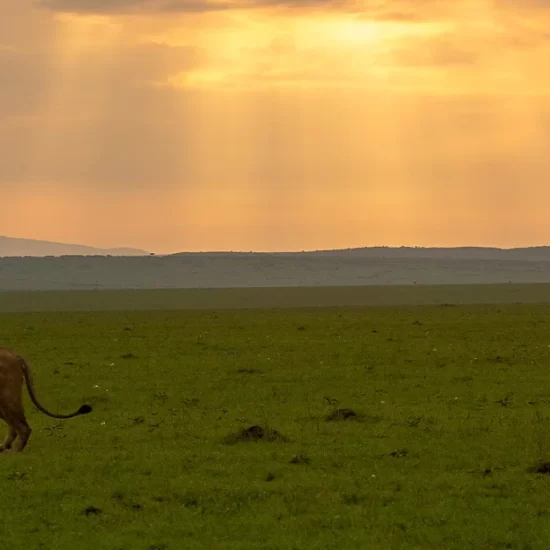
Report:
169,246,550,261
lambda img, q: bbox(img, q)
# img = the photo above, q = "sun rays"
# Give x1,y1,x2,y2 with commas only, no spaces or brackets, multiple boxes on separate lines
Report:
1,0,549,251
23,12,124,192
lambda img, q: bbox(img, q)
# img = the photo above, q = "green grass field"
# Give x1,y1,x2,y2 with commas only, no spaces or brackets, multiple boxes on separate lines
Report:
2,291,550,548
1,282,550,313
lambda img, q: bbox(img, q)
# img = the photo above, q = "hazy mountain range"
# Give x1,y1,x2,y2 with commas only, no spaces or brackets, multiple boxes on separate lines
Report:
0,236,549,291
1,235,550,260
0,235,149,257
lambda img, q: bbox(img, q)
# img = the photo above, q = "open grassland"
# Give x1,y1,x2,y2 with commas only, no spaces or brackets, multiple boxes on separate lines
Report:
1,282,550,312
2,303,550,548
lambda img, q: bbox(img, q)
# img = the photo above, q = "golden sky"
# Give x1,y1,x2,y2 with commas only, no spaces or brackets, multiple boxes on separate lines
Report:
1,0,549,253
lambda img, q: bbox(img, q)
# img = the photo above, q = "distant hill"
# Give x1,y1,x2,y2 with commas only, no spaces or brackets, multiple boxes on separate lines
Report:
3,239,548,260
0,236,149,257
170,246,550,261
0,246,548,291
0,242,548,292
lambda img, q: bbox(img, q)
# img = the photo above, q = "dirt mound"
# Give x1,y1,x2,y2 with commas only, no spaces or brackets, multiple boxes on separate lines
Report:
528,461,550,474
290,454,310,465
223,425,287,444
326,408,359,421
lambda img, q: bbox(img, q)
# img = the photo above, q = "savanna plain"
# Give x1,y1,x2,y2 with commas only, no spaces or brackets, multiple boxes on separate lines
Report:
2,287,550,549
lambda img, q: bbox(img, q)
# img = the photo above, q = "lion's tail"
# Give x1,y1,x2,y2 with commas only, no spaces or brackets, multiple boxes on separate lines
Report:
20,357,92,419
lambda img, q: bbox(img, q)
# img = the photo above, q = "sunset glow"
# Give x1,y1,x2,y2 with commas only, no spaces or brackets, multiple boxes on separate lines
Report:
1,0,548,253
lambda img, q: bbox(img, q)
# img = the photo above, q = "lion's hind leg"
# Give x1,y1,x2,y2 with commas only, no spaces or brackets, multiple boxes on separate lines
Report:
0,423,16,452
0,409,17,452
9,414,31,452
0,406,31,452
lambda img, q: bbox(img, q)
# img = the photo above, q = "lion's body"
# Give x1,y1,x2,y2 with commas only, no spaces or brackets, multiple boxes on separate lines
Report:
0,348,92,452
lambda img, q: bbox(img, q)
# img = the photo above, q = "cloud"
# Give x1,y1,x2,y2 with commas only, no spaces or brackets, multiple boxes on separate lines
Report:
39,0,445,17
41,0,246,13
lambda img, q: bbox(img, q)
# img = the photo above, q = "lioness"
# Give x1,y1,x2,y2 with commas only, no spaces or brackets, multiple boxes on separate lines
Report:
0,348,92,452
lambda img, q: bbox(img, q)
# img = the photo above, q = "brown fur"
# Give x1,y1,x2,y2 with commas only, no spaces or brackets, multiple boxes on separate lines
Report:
0,348,92,452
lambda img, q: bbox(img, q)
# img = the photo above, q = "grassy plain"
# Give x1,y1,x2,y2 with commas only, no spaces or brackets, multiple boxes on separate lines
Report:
1,283,550,313
1,297,550,548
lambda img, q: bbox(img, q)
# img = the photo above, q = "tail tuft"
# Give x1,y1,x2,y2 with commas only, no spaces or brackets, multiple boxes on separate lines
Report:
78,404,93,415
